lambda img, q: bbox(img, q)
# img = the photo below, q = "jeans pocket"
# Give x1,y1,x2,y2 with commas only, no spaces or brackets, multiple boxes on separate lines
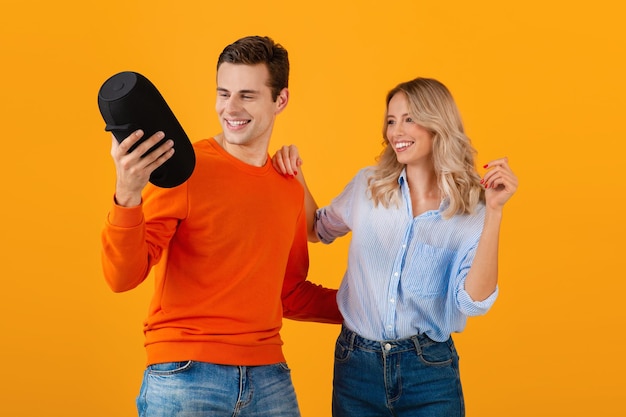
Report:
334,338,351,363
147,360,193,376
417,341,454,366
276,362,292,373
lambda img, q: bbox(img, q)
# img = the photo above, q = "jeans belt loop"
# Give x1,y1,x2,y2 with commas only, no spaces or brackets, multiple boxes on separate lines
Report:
347,327,357,350
410,335,423,355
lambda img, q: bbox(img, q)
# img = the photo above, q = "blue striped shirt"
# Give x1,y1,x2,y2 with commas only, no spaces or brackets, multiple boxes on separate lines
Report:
316,167,498,342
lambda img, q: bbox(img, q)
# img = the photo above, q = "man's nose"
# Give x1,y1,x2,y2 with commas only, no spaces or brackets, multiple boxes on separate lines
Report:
224,96,242,112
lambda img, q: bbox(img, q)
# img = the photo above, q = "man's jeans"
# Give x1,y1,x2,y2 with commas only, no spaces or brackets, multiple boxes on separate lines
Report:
136,361,300,417
332,325,464,417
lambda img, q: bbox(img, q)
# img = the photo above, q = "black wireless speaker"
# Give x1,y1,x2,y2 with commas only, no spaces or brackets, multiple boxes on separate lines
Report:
97,71,195,188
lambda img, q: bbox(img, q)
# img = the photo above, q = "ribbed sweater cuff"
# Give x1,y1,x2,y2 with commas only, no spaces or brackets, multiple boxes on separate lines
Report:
107,196,144,228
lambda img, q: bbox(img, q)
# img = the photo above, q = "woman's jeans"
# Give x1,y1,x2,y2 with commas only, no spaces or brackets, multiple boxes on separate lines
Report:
332,326,464,417
136,361,300,417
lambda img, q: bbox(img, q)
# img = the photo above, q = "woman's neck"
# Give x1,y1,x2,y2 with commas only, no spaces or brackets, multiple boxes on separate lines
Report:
405,164,441,216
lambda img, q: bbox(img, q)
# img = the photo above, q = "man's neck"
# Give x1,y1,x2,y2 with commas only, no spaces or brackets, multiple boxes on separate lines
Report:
214,134,269,167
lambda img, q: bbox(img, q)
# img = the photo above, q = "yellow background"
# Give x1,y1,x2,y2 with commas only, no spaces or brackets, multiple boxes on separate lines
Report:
1,0,624,416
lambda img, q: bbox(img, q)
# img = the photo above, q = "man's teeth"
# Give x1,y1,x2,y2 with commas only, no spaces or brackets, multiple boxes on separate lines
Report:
228,120,249,126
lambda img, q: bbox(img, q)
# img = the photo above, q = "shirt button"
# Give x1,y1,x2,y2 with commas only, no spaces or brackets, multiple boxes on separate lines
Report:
384,343,392,351
389,298,395,303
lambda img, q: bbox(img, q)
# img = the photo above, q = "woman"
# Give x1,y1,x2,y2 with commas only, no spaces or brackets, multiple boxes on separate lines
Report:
273,77,518,417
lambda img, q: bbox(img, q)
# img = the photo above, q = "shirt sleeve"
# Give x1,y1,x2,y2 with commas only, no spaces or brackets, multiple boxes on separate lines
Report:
454,242,499,316
457,285,499,316
315,170,364,244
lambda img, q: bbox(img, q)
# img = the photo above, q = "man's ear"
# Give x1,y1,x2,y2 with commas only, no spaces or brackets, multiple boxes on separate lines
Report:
275,88,289,114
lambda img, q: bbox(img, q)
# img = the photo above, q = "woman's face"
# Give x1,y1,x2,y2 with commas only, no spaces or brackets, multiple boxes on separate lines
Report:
385,92,434,167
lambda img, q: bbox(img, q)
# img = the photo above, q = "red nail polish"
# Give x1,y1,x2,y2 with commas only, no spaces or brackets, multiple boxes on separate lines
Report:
483,164,488,169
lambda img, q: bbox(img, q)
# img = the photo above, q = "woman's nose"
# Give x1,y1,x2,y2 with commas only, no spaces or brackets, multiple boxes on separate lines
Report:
391,123,404,137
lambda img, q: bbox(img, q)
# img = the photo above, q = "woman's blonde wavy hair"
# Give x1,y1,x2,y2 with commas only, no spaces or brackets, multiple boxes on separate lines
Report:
367,77,484,219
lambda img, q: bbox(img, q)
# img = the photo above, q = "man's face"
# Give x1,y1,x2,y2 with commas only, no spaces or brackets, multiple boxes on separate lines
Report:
215,63,287,157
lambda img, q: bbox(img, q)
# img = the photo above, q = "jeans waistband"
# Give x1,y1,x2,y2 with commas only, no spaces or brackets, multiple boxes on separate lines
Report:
339,325,450,353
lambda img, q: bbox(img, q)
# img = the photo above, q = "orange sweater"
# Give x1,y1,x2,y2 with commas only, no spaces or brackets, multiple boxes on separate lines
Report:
101,138,342,366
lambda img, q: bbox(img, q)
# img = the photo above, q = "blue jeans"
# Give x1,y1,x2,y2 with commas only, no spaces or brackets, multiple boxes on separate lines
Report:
332,326,464,417
136,361,301,417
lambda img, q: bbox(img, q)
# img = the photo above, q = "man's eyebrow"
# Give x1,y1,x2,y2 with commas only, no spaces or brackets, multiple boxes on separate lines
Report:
216,87,260,94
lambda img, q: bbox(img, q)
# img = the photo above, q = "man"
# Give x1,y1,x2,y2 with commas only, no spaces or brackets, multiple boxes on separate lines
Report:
101,35,342,417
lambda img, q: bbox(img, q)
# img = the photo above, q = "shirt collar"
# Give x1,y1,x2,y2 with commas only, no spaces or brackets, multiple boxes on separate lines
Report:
398,168,408,186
